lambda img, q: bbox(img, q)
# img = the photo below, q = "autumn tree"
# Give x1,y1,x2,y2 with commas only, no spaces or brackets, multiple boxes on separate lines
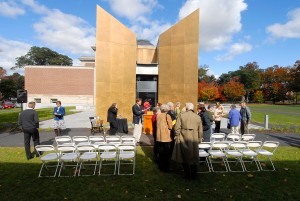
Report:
289,60,300,103
253,90,264,103
222,79,246,102
13,46,73,69
0,67,6,78
198,81,218,102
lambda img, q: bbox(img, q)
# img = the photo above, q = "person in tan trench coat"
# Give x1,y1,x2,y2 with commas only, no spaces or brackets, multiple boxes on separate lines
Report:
172,102,203,179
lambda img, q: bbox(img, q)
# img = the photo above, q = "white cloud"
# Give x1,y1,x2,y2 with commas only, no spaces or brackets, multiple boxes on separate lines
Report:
0,36,31,74
21,0,49,14
266,8,300,39
33,9,95,55
0,1,25,17
108,0,159,21
179,0,247,51
215,42,252,61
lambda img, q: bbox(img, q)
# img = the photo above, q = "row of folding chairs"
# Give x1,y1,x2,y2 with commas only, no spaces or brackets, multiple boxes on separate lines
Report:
198,140,280,173
210,133,256,142
35,142,136,178
55,135,136,146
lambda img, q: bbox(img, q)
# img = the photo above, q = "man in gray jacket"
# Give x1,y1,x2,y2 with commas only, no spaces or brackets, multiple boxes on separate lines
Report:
240,101,251,134
18,101,40,160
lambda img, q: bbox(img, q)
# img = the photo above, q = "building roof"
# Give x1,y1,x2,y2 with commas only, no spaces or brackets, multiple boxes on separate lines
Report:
137,40,154,46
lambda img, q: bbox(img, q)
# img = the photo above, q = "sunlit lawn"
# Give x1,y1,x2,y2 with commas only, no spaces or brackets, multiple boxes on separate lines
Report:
0,146,299,201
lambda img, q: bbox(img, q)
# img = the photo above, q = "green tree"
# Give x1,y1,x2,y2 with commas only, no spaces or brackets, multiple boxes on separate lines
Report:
13,46,73,69
289,60,300,103
0,73,24,99
198,65,216,83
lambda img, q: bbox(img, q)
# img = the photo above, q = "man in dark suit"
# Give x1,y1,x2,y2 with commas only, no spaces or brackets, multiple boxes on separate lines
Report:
18,101,40,160
107,103,118,135
132,98,145,143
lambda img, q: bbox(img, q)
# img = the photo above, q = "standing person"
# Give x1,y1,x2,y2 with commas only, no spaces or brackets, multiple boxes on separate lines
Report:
228,104,241,134
172,103,202,180
240,101,251,134
132,98,145,144
214,102,224,133
156,104,173,172
53,101,65,136
151,107,161,162
143,99,151,114
207,105,215,134
18,101,40,160
198,104,211,142
107,103,118,135
174,102,181,118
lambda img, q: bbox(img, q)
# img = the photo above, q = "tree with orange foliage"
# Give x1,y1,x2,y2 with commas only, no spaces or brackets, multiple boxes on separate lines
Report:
222,80,246,101
198,81,218,101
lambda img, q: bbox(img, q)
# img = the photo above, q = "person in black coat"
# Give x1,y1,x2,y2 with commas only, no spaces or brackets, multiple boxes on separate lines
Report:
18,101,40,160
107,103,118,135
198,104,212,142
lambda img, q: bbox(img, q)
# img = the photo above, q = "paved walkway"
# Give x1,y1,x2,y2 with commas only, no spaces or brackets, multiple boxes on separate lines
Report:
1,110,299,147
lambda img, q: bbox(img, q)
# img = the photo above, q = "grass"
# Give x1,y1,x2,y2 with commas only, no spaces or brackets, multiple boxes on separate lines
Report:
248,104,300,131
0,106,78,130
0,146,299,201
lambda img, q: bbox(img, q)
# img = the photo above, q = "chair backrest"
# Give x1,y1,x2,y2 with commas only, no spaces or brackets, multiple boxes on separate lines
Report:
76,144,96,153
57,144,77,153
226,133,242,141
89,116,101,127
229,141,247,151
98,144,117,153
241,134,256,142
246,141,262,151
55,136,72,145
211,141,229,151
89,136,105,144
121,136,136,144
261,141,280,153
35,145,56,152
73,136,89,145
105,135,121,143
118,144,136,153
198,142,212,150
210,133,225,142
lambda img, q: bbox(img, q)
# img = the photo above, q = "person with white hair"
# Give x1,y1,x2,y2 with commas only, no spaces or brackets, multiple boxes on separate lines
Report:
156,104,173,172
172,102,203,179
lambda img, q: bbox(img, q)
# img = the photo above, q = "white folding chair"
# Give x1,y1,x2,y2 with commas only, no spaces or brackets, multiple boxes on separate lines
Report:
77,144,99,176
226,133,242,142
241,134,256,142
208,141,229,172
35,145,60,177
73,136,90,146
57,145,79,177
198,142,212,173
55,136,73,146
117,144,136,175
121,136,136,144
257,141,280,171
98,144,118,175
225,141,246,172
241,141,262,172
89,135,106,148
210,133,225,142
105,135,121,146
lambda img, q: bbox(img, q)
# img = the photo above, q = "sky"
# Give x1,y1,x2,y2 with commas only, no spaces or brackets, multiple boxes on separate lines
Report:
0,0,300,77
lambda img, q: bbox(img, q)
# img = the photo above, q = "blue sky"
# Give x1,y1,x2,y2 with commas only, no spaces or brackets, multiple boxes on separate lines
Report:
0,0,300,77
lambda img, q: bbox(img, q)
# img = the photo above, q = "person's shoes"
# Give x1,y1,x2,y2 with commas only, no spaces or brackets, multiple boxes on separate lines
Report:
27,154,34,160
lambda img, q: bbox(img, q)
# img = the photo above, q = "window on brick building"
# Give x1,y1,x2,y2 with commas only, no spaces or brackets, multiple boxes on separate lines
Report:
34,98,41,103
50,98,58,103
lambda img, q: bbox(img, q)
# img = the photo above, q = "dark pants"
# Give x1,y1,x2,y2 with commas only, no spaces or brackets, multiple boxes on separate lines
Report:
240,120,249,134
153,132,158,161
182,163,197,179
214,121,221,133
157,141,172,171
23,128,40,159
109,122,118,135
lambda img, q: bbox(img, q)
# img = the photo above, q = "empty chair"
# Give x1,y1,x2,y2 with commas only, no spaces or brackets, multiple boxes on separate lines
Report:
210,133,226,142
117,144,136,175
77,144,99,176
89,116,104,135
57,144,79,177
89,135,106,148
198,142,212,173
226,133,242,142
35,145,60,177
225,141,246,172
257,141,280,171
98,144,118,175
55,136,73,146
105,135,121,145
241,141,262,171
73,136,89,146
241,134,256,142
121,136,136,144
208,141,229,172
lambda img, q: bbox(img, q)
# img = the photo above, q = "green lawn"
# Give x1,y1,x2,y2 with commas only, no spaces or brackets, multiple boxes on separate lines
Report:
0,106,78,130
0,146,299,201
249,104,300,130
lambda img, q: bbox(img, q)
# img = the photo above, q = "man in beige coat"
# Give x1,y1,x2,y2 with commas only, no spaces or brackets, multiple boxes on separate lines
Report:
172,102,202,179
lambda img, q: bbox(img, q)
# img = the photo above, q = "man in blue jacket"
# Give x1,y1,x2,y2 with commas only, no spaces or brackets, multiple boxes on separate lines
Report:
228,104,241,134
